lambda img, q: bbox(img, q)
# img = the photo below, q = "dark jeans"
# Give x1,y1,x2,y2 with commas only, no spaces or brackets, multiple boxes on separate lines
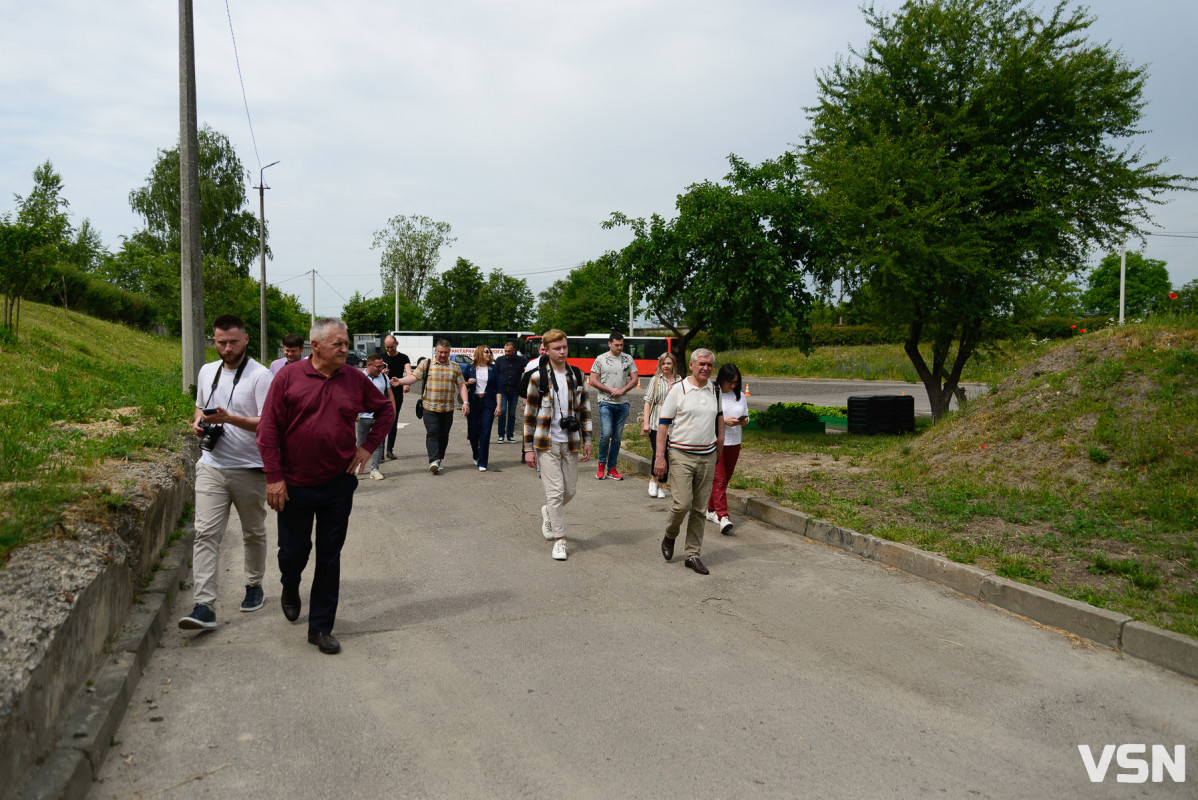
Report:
497,391,520,440
384,396,404,454
467,398,497,468
276,472,357,635
423,410,454,462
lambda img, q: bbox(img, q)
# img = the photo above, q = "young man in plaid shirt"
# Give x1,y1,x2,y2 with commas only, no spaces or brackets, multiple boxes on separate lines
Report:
393,339,469,474
523,329,592,561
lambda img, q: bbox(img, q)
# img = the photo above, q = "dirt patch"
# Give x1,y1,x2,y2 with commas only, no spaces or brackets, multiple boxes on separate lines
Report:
53,406,141,437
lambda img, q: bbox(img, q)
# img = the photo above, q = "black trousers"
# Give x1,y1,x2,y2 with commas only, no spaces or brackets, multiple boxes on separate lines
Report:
276,472,357,635
384,396,404,453
423,410,454,462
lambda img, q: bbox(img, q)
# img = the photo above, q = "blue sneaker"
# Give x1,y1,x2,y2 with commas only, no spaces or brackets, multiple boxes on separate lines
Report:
240,584,265,612
179,603,217,630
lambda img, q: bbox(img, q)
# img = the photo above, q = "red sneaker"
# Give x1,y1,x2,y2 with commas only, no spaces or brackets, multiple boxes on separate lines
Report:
596,464,606,480
607,467,624,481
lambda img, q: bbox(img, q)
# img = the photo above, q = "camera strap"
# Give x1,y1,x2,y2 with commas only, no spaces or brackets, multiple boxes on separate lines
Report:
203,354,251,410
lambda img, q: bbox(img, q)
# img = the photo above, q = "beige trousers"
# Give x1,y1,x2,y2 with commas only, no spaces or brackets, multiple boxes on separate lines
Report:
663,449,717,558
192,462,268,607
537,441,579,539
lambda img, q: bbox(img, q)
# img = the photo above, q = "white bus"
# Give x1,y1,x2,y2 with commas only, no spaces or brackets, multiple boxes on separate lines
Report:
387,330,536,368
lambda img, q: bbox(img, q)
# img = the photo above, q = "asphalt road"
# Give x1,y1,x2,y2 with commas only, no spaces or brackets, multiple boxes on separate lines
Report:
89,418,1196,799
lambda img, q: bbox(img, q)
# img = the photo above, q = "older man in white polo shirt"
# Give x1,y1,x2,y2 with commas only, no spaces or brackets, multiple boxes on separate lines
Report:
653,348,723,575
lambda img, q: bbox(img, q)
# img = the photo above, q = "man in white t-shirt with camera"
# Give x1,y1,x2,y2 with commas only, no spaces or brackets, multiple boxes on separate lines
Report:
179,314,274,630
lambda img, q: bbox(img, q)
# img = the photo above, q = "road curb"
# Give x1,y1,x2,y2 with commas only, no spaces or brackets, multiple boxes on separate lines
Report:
18,528,195,800
620,451,1197,681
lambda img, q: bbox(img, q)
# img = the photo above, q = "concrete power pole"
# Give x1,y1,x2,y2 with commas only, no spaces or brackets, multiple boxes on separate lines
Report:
179,0,204,392
256,160,280,362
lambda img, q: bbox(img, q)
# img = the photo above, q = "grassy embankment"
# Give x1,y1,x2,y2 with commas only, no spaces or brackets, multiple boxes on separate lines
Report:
0,301,194,560
624,322,1198,638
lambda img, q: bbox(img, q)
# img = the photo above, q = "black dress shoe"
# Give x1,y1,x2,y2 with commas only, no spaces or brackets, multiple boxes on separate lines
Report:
308,631,341,654
281,587,301,622
661,536,675,562
684,556,710,575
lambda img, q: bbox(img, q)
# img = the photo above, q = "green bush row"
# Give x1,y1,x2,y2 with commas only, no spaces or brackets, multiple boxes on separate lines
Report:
24,264,161,329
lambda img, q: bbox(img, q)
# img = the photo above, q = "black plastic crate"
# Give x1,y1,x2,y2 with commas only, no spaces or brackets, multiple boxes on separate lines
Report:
847,395,915,434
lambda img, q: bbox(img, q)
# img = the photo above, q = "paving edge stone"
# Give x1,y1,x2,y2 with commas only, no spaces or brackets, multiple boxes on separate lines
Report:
618,451,1198,680
17,528,195,800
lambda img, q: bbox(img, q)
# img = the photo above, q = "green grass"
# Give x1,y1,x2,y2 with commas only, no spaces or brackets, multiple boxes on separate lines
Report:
699,321,1198,638
0,301,194,560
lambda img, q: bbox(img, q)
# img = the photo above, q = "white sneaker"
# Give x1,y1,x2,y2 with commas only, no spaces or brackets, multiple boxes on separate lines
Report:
719,516,734,534
656,487,667,499
648,480,658,496
706,511,719,524
541,505,554,539
429,461,440,474
370,468,385,480
551,538,567,560
478,465,487,472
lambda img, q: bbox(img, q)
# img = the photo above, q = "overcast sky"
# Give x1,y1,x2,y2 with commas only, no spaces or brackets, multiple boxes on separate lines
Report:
3,1,1195,319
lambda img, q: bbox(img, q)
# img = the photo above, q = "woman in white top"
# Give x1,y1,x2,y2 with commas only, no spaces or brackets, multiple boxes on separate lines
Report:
463,345,500,471
707,363,749,534
641,352,680,498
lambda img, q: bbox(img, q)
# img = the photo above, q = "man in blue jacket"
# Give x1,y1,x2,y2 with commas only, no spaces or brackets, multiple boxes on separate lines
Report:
493,339,529,443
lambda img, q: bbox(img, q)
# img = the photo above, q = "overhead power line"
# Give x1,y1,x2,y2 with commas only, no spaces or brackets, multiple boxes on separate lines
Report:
225,0,262,170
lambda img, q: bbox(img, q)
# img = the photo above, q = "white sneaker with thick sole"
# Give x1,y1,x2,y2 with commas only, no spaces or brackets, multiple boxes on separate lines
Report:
648,480,658,496
706,511,719,524
370,468,385,480
551,538,567,560
656,487,667,499
429,461,440,474
541,505,554,539
720,516,734,534
478,465,487,472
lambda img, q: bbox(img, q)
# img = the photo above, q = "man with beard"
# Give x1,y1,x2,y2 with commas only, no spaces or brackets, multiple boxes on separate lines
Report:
179,314,274,630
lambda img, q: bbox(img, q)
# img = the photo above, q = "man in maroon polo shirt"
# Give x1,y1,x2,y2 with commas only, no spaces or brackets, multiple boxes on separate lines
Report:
256,317,394,655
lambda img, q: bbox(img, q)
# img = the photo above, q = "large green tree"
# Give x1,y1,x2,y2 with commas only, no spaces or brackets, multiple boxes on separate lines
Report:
478,270,535,330
605,153,818,360
371,214,455,303
533,255,632,336
801,0,1192,419
342,291,423,335
1,161,74,338
128,125,264,276
1081,252,1172,317
424,258,486,329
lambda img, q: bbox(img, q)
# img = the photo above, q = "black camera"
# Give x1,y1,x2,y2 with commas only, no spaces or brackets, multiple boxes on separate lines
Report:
560,415,580,433
198,421,225,452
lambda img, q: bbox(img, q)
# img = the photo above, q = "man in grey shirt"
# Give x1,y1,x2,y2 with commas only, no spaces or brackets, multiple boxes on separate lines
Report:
588,331,638,481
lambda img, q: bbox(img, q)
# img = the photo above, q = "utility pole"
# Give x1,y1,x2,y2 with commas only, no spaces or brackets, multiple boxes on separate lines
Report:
628,282,633,335
394,265,400,331
255,160,280,362
310,269,316,330
178,0,204,392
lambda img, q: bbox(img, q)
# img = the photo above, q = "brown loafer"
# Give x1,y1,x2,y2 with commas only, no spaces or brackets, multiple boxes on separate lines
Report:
661,536,674,562
684,556,709,575
281,587,301,622
307,631,340,654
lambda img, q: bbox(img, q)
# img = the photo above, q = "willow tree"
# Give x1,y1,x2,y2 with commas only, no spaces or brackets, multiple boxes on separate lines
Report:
801,0,1192,420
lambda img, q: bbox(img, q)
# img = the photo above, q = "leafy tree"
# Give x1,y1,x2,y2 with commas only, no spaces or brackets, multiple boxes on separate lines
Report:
478,270,534,330
342,291,423,335
201,258,308,354
128,125,264,276
533,256,631,336
1081,252,1172,317
800,0,1192,420
98,233,177,298
1,161,74,338
371,214,455,303
424,258,485,329
606,153,818,360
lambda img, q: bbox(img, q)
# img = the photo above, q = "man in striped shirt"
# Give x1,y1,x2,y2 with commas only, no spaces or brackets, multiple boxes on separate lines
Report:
393,340,469,474
654,348,724,575
523,329,592,561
